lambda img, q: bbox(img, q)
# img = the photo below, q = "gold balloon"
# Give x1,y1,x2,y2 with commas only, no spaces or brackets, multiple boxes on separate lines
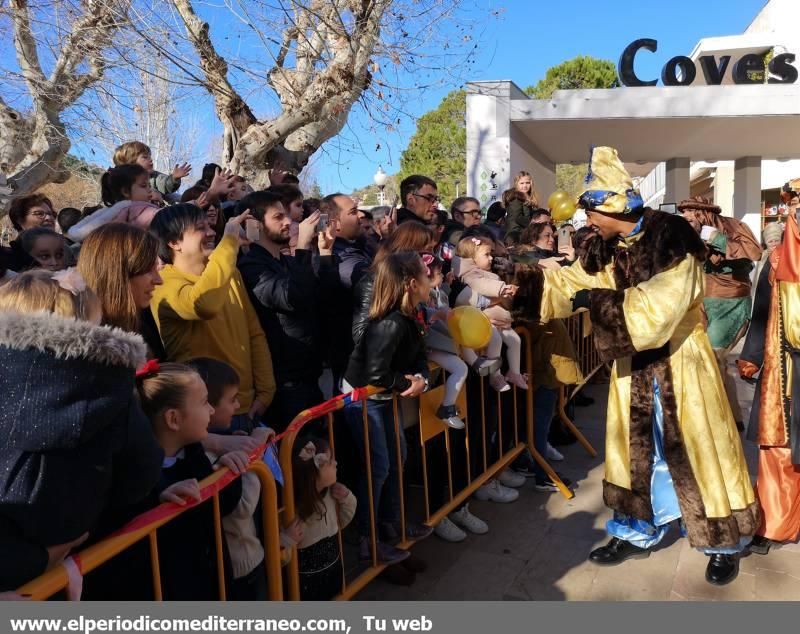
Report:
552,198,577,222
447,306,493,350
547,190,570,211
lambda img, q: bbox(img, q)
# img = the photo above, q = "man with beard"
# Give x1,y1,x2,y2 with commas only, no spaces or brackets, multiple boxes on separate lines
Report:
511,147,758,586
149,203,276,432
238,191,340,431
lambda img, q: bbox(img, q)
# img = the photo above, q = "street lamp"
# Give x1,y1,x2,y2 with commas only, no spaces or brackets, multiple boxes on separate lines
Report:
374,165,389,206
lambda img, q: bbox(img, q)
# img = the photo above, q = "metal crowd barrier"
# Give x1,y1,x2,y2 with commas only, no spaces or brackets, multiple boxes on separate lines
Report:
17,325,592,601
16,461,284,601
279,327,570,600
556,313,606,459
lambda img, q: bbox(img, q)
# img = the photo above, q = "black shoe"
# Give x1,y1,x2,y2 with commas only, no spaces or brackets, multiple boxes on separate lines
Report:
748,535,773,556
549,418,578,446
705,554,738,585
573,393,595,407
511,451,537,478
589,537,651,566
534,474,572,492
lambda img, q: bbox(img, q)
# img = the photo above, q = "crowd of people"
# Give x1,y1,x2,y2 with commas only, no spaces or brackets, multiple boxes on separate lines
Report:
0,138,797,599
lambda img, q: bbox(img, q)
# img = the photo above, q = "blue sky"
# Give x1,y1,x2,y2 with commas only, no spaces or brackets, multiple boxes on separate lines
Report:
316,0,766,193
3,1,765,194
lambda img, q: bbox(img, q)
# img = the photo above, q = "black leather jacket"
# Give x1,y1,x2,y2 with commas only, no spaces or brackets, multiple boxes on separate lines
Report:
344,310,429,393
351,271,375,347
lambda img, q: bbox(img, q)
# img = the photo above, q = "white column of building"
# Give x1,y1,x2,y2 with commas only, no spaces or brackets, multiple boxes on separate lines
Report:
734,156,763,239
466,81,555,209
664,158,690,204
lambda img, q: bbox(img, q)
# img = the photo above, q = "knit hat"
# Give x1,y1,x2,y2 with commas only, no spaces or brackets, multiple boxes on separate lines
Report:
577,147,643,214
763,222,784,243
677,196,721,215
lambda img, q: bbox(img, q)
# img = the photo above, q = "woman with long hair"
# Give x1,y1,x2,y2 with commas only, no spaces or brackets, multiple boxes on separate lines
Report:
342,252,433,568
503,171,539,242
351,221,437,345
77,223,165,360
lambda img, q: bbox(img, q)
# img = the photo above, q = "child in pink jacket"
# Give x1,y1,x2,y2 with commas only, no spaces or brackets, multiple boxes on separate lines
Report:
453,236,527,392
68,165,160,243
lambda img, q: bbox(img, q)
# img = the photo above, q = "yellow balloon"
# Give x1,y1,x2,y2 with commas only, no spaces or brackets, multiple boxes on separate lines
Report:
447,306,493,350
547,190,570,211
552,198,577,222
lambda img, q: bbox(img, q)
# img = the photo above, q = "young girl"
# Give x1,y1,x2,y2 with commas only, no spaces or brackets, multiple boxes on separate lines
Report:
453,236,527,392
0,269,163,591
422,255,467,429
342,251,433,566
19,227,67,271
68,164,160,243
292,438,356,600
136,362,250,600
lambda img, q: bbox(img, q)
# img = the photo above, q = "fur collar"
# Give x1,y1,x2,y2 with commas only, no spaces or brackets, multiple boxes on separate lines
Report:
0,310,146,369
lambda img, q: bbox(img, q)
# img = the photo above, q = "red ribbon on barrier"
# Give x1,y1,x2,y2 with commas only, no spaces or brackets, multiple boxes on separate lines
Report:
104,386,380,541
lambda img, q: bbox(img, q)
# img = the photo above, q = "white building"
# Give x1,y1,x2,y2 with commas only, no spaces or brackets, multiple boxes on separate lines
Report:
465,0,800,240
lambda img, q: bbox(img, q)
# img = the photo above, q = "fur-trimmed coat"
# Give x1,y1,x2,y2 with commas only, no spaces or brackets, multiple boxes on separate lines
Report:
511,209,759,549
0,311,163,590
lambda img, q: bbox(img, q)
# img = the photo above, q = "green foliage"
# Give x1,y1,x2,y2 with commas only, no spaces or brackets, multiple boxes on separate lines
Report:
61,154,104,177
525,56,618,100
398,89,466,205
525,56,617,199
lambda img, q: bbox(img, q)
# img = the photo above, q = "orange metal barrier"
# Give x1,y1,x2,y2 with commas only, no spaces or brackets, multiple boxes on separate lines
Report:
17,325,581,602
278,327,568,601
17,461,283,601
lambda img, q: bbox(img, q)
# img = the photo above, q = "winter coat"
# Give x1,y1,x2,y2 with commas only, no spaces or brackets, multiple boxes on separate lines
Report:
503,199,534,241
238,244,340,385
351,271,375,347
453,256,513,328
330,237,374,379
149,170,180,197
345,309,428,393
68,200,161,243
0,310,163,590
396,207,429,226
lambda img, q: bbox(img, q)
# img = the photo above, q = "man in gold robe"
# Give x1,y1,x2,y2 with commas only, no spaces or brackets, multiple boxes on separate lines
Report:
512,147,759,586
739,179,800,555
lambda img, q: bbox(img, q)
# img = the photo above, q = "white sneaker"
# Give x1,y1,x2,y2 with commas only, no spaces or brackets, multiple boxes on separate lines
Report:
474,479,519,503
434,516,467,543
546,443,564,462
498,468,526,488
449,504,489,535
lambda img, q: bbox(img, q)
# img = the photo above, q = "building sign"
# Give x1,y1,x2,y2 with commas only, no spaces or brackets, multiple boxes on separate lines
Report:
618,38,797,87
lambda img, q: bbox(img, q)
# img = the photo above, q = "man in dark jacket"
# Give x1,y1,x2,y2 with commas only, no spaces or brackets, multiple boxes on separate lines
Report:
238,191,340,431
396,175,439,225
320,193,376,389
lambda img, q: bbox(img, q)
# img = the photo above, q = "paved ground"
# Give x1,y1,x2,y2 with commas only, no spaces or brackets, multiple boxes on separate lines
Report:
356,358,800,601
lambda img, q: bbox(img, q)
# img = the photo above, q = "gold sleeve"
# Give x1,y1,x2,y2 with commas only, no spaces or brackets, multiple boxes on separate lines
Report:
540,259,616,322
622,256,703,352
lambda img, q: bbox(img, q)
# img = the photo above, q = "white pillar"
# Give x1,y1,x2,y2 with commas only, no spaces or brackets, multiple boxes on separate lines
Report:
734,156,762,240
664,157,690,204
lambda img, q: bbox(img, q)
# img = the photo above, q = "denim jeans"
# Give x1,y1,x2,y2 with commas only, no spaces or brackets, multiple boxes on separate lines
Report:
533,386,558,478
344,399,407,537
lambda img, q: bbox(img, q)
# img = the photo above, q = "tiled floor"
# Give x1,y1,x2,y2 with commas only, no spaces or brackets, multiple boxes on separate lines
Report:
356,359,800,601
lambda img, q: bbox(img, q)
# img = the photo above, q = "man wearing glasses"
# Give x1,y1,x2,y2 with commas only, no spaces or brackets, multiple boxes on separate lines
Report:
397,175,439,225
441,197,482,248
